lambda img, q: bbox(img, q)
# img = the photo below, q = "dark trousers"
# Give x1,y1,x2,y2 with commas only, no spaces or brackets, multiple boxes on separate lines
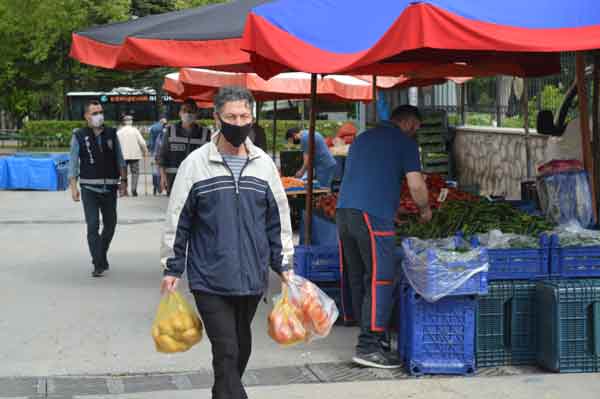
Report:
337,208,390,354
81,188,118,270
193,291,261,399
166,173,176,196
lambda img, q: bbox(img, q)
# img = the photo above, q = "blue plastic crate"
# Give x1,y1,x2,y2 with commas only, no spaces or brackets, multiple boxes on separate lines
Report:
402,237,488,299
398,283,476,376
472,234,550,281
294,245,340,282
549,235,600,278
537,279,600,373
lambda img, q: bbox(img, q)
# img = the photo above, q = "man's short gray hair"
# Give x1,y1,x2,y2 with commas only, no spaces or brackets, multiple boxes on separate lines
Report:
213,86,255,114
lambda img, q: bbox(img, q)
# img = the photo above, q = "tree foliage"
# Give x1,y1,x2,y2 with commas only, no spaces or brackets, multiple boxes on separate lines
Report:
0,0,225,125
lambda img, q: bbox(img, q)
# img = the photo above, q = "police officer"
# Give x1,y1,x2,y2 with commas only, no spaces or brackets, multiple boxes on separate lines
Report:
68,100,127,277
158,99,210,195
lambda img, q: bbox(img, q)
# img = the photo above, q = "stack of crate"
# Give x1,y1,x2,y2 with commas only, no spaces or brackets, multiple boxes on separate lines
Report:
416,110,450,177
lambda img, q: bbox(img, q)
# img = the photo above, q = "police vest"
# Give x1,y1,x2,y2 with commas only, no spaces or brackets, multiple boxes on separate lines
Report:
75,127,120,186
163,123,210,174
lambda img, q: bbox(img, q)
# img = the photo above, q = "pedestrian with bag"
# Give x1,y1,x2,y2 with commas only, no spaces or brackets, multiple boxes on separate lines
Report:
160,86,294,399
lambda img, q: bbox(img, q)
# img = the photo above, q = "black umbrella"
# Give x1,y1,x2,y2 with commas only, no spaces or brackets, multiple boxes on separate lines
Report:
70,0,271,71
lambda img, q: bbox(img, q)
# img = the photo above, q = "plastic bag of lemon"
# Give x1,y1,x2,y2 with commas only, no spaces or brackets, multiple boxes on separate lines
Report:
152,291,203,353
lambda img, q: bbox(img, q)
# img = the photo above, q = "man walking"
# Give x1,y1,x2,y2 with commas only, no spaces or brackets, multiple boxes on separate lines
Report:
158,100,210,195
160,86,294,399
117,115,148,196
69,100,127,277
336,105,432,368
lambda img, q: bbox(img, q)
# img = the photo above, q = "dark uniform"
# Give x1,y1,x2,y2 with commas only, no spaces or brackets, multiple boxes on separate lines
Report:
158,122,210,194
73,127,123,272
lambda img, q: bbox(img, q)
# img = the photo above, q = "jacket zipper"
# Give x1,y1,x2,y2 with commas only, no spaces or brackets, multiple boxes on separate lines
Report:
221,156,251,291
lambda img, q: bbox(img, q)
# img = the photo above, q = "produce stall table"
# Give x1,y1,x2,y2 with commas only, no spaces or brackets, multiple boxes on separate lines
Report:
286,188,331,231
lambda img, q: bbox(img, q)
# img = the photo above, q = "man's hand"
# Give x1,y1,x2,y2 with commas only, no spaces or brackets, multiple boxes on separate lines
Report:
160,276,180,294
418,207,433,223
280,270,294,284
294,170,303,178
71,187,80,202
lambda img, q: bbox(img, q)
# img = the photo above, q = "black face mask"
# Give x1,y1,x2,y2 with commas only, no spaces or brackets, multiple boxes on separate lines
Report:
219,118,252,147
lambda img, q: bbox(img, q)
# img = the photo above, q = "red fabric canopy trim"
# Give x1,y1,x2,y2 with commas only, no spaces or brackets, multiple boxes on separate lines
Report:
70,33,253,71
241,3,594,78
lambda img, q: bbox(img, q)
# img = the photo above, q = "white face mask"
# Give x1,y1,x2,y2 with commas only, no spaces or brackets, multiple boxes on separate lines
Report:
90,113,104,128
124,120,133,126
181,113,196,124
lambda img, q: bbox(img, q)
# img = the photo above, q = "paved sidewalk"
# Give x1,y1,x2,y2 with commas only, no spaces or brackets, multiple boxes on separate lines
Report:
0,190,356,378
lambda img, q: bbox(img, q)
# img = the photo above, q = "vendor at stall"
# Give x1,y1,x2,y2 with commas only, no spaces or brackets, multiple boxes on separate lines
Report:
336,105,432,369
286,127,337,189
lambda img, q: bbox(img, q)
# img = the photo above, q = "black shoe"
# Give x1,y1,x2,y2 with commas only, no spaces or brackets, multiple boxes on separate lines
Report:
352,351,402,369
132,191,138,197
102,263,110,271
92,269,104,277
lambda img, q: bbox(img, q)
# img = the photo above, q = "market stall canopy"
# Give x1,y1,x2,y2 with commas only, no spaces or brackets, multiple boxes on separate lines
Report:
357,76,471,89
240,0,600,78
163,68,379,102
69,0,270,70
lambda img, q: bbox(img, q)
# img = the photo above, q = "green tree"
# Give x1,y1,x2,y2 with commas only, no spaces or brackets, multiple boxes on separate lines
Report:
0,0,225,125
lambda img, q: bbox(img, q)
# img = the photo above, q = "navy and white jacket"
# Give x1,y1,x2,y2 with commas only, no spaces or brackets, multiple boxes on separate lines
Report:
160,134,294,296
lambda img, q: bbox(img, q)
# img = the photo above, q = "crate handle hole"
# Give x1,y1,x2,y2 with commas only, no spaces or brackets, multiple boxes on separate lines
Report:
412,366,421,374
467,367,475,374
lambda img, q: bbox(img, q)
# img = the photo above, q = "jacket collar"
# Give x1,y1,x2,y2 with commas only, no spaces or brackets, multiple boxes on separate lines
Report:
208,133,261,163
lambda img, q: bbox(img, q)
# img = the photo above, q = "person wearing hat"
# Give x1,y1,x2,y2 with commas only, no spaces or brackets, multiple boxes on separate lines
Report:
116,114,148,196
158,99,211,195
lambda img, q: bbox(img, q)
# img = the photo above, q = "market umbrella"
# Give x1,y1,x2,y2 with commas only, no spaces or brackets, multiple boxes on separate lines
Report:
70,0,271,70
166,68,377,102
241,0,600,236
239,0,600,78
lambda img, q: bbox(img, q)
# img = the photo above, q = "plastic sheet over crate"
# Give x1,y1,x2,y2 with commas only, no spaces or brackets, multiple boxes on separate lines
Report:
476,281,537,367
397,283,476,376
401,237,489,302
537,279,600,373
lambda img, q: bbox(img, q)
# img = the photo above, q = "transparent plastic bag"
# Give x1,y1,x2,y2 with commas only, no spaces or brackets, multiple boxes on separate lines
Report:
267,285,309,346
552,221,600,247
477,229,540,249
287,275,339,339
537,170,594,227
151,291,203,353
401,236,489,303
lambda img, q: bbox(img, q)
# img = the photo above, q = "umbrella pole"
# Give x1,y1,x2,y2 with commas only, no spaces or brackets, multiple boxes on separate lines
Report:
593,53,600,220
304,74,318,246
372,75,378,123
523,78,532,179
272,100,278,158
460,83,466,125
576,52,597,221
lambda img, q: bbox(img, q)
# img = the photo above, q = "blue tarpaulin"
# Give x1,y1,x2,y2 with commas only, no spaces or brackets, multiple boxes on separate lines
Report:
1,153,69,191
0,157,8,189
